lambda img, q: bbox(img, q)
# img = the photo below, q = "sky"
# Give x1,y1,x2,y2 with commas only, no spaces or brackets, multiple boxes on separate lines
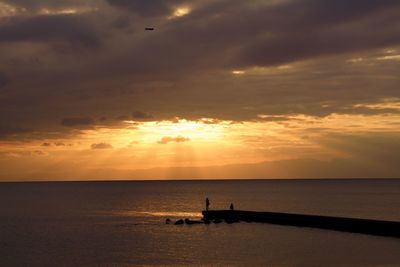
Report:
0,0,399,181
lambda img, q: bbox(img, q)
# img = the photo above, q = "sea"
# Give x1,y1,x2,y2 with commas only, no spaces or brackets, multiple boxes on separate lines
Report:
0,179,399,266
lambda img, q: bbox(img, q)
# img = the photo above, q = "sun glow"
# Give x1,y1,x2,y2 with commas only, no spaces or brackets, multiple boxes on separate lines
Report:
0,2,25,17
2,111,400,180
38,7,97,16
136,118,228,144
170,7,191,18
39,8,76,15
232,70,245,75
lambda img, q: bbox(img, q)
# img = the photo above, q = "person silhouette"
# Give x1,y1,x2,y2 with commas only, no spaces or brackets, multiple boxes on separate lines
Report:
206,197,210,211
230,203,234,210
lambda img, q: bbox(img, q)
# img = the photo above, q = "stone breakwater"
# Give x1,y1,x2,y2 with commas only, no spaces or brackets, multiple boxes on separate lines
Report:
201,210,400,238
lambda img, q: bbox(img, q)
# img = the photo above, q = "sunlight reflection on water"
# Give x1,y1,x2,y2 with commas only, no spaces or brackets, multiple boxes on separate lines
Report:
115,211,202,218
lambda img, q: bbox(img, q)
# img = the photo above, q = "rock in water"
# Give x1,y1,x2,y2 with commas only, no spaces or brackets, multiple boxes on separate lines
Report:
185,218,204,224
225,219,233,224
174,219,184,225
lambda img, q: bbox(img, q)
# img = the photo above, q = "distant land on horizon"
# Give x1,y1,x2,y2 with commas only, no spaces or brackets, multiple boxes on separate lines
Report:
1,157,399,182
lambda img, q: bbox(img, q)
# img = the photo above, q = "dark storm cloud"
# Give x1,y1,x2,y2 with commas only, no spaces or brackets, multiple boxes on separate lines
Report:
91,142,113,149
106,0,185,17
272,0,399,27
167,0,400,68
0,0,399,140
237,26,400,68
61,117,95,127
0,14,100,47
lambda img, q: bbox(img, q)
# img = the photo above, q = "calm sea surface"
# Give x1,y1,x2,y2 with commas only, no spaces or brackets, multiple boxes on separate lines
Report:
0,179,399,266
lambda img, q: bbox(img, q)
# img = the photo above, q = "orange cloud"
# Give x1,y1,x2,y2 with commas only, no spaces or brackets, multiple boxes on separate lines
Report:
91,142,113,149
157,136,190,144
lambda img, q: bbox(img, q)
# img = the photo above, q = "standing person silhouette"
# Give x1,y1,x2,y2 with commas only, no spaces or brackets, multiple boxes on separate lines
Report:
230,203,234,210
206,197,210,211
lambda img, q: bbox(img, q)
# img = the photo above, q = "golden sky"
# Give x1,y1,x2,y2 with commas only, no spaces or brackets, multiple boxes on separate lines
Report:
0,0,399,180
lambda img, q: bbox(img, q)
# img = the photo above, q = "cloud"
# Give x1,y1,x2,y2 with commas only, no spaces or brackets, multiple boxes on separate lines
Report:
0,0,97,11
255,115,301,122
0,72,9,89
132,111,154,121
0,0,399,142
32,150,47,156
217,0,400,68
115,115,130,121
0,126,32,139
199,118,221,124
61,117,95,127
91,142,113,149
157,136,190,144
41,142,51,147
54,142,66,146
0,14,100,48
106,0,185,17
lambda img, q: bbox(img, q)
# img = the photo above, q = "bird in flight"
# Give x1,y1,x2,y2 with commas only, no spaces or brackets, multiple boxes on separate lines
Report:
145,27,155,31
